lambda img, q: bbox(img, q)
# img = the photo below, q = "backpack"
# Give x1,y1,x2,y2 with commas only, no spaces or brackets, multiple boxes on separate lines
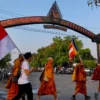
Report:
12,68,21,82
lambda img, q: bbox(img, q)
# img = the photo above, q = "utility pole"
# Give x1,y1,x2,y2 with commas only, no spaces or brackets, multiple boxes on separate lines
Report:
92,33,100,62
97,43,100,62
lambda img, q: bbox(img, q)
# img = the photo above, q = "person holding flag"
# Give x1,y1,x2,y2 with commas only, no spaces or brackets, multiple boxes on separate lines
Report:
0,23,26,99
6,54,25,100
69,39,90,100
71,60,90,100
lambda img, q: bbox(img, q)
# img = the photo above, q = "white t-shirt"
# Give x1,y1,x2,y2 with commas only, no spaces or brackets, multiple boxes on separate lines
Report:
18,61,30,84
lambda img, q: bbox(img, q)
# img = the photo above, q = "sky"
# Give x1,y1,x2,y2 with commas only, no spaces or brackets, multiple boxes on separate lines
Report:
0,0,100,63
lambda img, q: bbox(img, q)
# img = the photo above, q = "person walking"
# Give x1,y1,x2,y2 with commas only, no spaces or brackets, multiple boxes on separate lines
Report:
71,60,90,100
37,57,58,100
12,52,35,100
6,54,25,100
92,63,100,100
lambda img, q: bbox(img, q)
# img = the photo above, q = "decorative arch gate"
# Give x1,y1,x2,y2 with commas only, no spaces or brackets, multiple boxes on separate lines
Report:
0,1,100,61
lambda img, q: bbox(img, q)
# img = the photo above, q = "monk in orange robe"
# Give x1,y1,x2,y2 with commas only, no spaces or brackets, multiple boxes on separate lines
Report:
6,54,25,100
37,57,58,100
92,63,100,99
71,61,90,100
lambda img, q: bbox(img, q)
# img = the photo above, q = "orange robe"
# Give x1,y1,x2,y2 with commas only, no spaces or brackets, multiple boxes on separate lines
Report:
92,65,100,80
72,64,87,95
92,65,100,92
75,81,87,95
7,58,22,100
38,62,57,96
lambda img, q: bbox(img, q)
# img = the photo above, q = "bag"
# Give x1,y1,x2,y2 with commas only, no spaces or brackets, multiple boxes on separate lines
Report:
44,76,48,81
72,65,86,82
5,77,12,89
72,68,79,82
12,69,21,82
39,70,45,82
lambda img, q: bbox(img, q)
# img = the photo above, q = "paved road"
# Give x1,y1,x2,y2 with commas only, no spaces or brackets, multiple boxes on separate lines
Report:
0,72,100,100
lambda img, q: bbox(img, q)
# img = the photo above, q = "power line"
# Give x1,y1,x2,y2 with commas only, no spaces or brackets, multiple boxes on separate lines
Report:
0,9,25,17
0,10,86,38
0,15,85,38
0,9,100,31
0,9,99,38
0,9,100,30
13,26,87,39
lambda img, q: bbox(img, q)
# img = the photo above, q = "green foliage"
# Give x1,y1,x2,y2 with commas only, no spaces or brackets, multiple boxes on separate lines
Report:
0,54,11,68
79,48,94,60
32,35,94,68
83,60,96,68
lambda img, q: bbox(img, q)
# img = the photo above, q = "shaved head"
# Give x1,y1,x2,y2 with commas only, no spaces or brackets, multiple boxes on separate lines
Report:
48,57,53,64
48,57,53,61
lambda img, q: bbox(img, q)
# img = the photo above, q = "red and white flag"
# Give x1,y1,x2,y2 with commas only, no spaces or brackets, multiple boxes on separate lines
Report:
0,24,16,60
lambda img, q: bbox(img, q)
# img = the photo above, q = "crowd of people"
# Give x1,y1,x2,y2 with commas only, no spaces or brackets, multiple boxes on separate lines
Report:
5,52,100,100
5,52,58,100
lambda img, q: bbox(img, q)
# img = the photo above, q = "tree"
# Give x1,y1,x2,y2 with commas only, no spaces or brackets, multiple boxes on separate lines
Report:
83,60,96,68
88,0,100,7
0,54,11,69
79,48,94,60
32,35,94,68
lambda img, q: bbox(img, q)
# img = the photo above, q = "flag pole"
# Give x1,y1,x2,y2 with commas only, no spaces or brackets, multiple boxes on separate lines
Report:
78,53,83,64
8,34,35,70
8,35,21,53
72,38,83,64
8,35,25,60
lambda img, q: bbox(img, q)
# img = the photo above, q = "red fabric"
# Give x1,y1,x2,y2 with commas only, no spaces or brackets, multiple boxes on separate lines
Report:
69,43,74,59
92,66,100,80
70,51,75,59
75,81,87,95
69,42,78,59
0,24,7,40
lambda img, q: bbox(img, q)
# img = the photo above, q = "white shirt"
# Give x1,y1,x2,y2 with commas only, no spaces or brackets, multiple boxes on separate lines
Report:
18,61,30,84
